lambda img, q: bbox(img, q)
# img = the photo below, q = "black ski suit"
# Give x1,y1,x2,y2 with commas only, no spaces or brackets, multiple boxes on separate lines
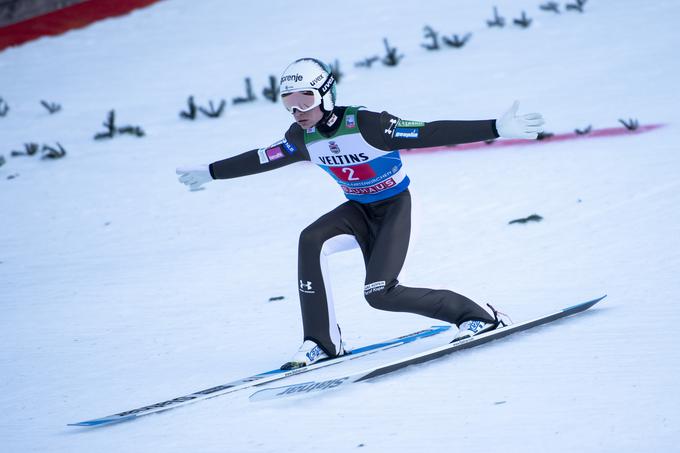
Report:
210,106,499,356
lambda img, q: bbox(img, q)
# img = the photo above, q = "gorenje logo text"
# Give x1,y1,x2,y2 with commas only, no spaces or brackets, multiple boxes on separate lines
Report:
280,74,303,84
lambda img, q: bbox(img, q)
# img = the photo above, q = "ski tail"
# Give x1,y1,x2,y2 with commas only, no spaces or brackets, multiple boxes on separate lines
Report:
68,324,450,427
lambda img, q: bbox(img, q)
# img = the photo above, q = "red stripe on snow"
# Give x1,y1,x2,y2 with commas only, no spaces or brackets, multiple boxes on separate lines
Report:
404,124,666,154
0,0,162,51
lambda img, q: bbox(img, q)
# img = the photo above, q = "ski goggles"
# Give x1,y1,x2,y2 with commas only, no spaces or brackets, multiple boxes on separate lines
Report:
281,90,322,113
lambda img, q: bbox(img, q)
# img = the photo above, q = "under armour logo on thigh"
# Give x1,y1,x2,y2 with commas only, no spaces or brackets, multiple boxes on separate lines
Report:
299,280,315,293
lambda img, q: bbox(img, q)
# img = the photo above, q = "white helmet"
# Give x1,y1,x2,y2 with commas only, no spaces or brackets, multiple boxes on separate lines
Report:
279,58,336,113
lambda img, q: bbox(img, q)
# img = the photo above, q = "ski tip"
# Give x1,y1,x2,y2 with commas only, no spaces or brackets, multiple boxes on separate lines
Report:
588,294,607,305
562,295,607,313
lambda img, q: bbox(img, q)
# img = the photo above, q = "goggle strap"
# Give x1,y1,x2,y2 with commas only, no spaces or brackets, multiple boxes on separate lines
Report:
317,73,335,97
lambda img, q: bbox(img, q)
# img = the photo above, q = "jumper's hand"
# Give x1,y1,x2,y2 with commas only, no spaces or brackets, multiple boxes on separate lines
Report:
496,101,545,139
176,165,212,191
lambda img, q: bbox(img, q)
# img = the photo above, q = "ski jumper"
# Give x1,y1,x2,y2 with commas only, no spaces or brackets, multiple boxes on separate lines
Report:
210,106,500,356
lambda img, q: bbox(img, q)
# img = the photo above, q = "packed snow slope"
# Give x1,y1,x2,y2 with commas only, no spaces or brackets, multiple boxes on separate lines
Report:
1,0,679,452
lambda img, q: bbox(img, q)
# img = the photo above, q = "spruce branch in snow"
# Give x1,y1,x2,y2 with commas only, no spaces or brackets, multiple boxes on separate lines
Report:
11,143,40,157
41,143,67,159
40,100,62,114
487,6,505,28
179,96,198,120
94,110,145,140
181,97,226,119
355,56,380,68
117,125,145,137
0,97,8,117
232,77,256,104
618,118,639,131
262,75,279,103
381,38,404,67
198,100,226,118
540,2,560,14
94,110,117,140
575,125,592,135
566,0,587,13
421,26,440,51
329,59,343,84
442,33,472,48
513,11,533,28
0,155,5,167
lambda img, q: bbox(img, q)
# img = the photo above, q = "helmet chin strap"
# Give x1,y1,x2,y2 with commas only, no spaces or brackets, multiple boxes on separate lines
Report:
316,71,336,126
313,107,339,130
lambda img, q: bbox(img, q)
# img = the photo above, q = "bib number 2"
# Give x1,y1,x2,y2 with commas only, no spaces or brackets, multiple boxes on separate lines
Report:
342,167,360,181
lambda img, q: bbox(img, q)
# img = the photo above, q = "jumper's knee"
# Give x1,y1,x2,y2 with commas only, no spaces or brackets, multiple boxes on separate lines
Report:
299,224,325,251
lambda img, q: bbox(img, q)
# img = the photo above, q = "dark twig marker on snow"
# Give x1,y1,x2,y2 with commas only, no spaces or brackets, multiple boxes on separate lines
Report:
540,2,560,14
94,110,145,140
382,38,404,66
94,110,117,139
566,0,587,13
355,56,380,68
232,78,256,105
11,143,39,157
442,33,472,48
513,11,532,28
10,142,66,159
618,118,639,131
329,59,343,84
117,126,145,137
537,131,554,140
487,6,506,28
509,214,543,225
0,97,8,117
421,26,440,51
198,100,226,118
41,142,67,159
262,75,279,103
575,125,592,135
40,100,62,114
180,96,198,120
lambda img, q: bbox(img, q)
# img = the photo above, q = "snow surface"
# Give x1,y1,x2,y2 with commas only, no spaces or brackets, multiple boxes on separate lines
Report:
1,0,679,451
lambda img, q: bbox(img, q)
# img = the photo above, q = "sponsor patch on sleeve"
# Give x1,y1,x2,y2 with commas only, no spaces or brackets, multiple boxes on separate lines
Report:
258,145,286,164
266,146,285,161
384,118,398,136
394,128,419,139
282,139,297,154
257,148,269,164
396,119,425,128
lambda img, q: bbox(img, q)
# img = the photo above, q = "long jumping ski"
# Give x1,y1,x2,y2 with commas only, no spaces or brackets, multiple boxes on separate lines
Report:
250,296,606,402
68,324,449,427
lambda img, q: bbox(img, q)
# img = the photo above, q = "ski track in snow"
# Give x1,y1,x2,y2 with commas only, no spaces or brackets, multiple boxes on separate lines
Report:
1,0,679,452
